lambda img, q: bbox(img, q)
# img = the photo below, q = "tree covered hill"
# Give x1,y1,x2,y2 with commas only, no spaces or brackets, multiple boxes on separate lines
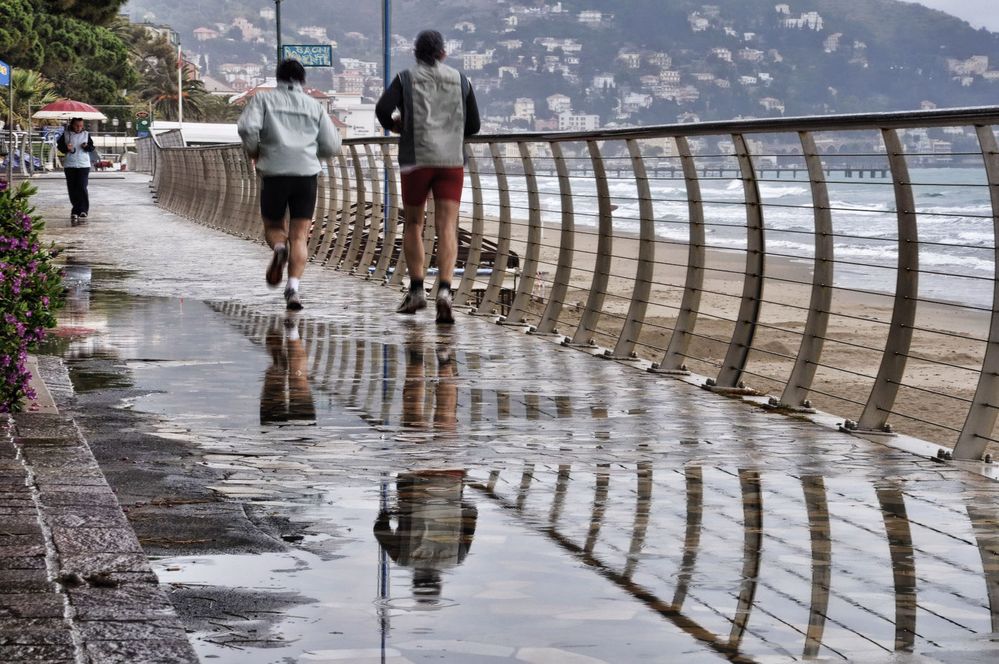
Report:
120,0,999,123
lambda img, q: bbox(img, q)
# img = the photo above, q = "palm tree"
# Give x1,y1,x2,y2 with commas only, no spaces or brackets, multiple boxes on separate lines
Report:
0,69,58,127
138,65,211,121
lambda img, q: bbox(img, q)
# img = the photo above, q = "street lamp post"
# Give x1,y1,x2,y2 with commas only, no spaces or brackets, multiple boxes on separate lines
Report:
275,0,283,63
383,0,391,94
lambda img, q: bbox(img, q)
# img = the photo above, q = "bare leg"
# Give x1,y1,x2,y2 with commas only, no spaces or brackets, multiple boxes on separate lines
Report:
433,198,460,286
264,218,288,250
402,203,427,282
287,217,310,280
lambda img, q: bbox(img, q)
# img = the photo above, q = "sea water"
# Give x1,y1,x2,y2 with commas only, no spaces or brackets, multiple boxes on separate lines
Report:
466,167,994,309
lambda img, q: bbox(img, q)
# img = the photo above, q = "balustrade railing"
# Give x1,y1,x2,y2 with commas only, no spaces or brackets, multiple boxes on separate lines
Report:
141,106,999,461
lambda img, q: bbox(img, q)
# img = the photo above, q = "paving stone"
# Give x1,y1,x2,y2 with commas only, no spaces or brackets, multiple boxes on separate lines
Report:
58,553,152,577
0,619,72,646
75,619,187,642
0,532,45,548
44,507,133,529
12,414,79,445
37,491,121,509
34,476,110,488
0,594,65,619
0,556,47,571
0,517,43,535
50,527,143,557
66,586,176,621
0,506,41,517
19,449,99,469
0,545,47,558
0,570,52,594
0,493,35,506
84,639,198,664
31,467,105,482
0,644,75,660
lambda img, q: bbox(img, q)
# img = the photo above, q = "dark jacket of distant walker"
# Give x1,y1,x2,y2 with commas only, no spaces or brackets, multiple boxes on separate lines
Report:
376,61,481,168
237,81,341,177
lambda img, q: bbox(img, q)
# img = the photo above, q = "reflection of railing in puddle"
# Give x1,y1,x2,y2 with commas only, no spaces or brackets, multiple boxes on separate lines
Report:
206,301,579,433
204,301,999,659
468,465,999,661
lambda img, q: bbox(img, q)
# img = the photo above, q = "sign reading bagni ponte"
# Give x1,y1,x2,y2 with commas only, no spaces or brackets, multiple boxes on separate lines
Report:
281,45,333,67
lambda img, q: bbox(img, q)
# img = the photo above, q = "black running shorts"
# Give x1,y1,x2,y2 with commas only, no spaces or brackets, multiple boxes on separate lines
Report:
260,175,319,222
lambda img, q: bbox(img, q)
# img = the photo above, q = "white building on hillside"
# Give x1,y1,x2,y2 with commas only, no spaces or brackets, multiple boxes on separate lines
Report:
558,111,600,131
513,98,536,121
547,93,572,113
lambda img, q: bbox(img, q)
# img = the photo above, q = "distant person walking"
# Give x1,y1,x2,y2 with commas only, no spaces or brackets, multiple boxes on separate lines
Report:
376,29,481,324
56,118,95,224
238,59,341,310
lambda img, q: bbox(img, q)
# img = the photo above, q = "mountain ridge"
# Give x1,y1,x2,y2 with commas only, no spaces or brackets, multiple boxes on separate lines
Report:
122,0,999,125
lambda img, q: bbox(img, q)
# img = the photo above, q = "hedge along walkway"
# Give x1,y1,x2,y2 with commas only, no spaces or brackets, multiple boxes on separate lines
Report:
0,357,197,664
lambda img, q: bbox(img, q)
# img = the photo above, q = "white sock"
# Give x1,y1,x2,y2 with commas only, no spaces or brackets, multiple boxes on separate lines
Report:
287,324,300,341
287,277,300,292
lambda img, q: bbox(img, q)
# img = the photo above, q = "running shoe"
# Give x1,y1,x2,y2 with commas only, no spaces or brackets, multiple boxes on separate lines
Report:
397,289,427,314
284,288,303,311
436,290,455,325
266,245,288,287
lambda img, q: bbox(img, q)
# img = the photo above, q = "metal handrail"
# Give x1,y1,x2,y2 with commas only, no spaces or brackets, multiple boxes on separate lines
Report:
142,106,999,461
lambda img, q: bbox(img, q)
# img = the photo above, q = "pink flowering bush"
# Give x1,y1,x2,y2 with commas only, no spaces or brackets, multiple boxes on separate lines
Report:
0,181,63,413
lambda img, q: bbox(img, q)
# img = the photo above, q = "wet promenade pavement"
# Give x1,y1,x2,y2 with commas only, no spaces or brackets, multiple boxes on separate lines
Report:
7,174,999,662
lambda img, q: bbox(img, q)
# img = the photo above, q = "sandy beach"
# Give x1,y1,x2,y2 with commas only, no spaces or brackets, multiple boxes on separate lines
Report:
454,215,991,451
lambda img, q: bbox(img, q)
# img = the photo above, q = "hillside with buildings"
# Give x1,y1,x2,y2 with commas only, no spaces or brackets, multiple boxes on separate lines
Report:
122,0,999,135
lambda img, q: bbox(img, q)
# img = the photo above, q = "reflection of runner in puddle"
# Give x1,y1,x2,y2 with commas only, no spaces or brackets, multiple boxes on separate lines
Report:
374,470,477,604
260,317,316,425
401,330,457,433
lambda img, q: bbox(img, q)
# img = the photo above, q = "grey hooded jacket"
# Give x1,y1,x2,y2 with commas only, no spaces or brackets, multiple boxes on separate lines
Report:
238,80,341,176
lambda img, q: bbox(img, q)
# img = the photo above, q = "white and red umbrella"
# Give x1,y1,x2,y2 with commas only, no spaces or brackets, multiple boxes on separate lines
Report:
32,100,107,121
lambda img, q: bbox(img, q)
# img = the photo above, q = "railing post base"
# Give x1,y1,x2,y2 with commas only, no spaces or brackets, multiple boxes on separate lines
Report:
838,419,898,437
648,366,692,376
763,401,818,415
600,349,642,362
496,316,531,327
702,382,763,397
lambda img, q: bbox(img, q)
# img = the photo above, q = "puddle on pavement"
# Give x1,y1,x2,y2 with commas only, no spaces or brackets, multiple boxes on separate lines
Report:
42,276,999,663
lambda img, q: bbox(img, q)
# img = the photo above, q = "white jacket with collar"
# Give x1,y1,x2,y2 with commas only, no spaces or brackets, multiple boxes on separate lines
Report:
237,80,341,177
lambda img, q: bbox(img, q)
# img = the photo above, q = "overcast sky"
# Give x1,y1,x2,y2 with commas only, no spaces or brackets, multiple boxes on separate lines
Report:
907,0,999,31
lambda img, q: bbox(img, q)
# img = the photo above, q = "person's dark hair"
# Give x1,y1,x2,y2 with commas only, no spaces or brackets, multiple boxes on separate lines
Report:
69,117,83,126
276,59,306,84
414,30,445,65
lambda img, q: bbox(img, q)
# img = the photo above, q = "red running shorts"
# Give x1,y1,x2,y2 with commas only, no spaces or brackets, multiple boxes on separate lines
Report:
400,167,465,207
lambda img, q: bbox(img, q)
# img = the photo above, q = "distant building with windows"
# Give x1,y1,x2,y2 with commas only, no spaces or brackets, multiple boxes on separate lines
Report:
558,111,600,131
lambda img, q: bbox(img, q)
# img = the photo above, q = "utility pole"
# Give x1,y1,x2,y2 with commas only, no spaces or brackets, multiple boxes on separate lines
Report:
177,42,184,126
275,0,283,63
383,0,392,95
382,1,392,233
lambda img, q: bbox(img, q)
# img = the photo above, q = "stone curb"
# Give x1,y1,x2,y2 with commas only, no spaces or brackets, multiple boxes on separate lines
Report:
3,356,198,664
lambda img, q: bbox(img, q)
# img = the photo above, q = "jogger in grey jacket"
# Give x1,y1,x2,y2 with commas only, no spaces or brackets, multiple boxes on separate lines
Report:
238,59,341,310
